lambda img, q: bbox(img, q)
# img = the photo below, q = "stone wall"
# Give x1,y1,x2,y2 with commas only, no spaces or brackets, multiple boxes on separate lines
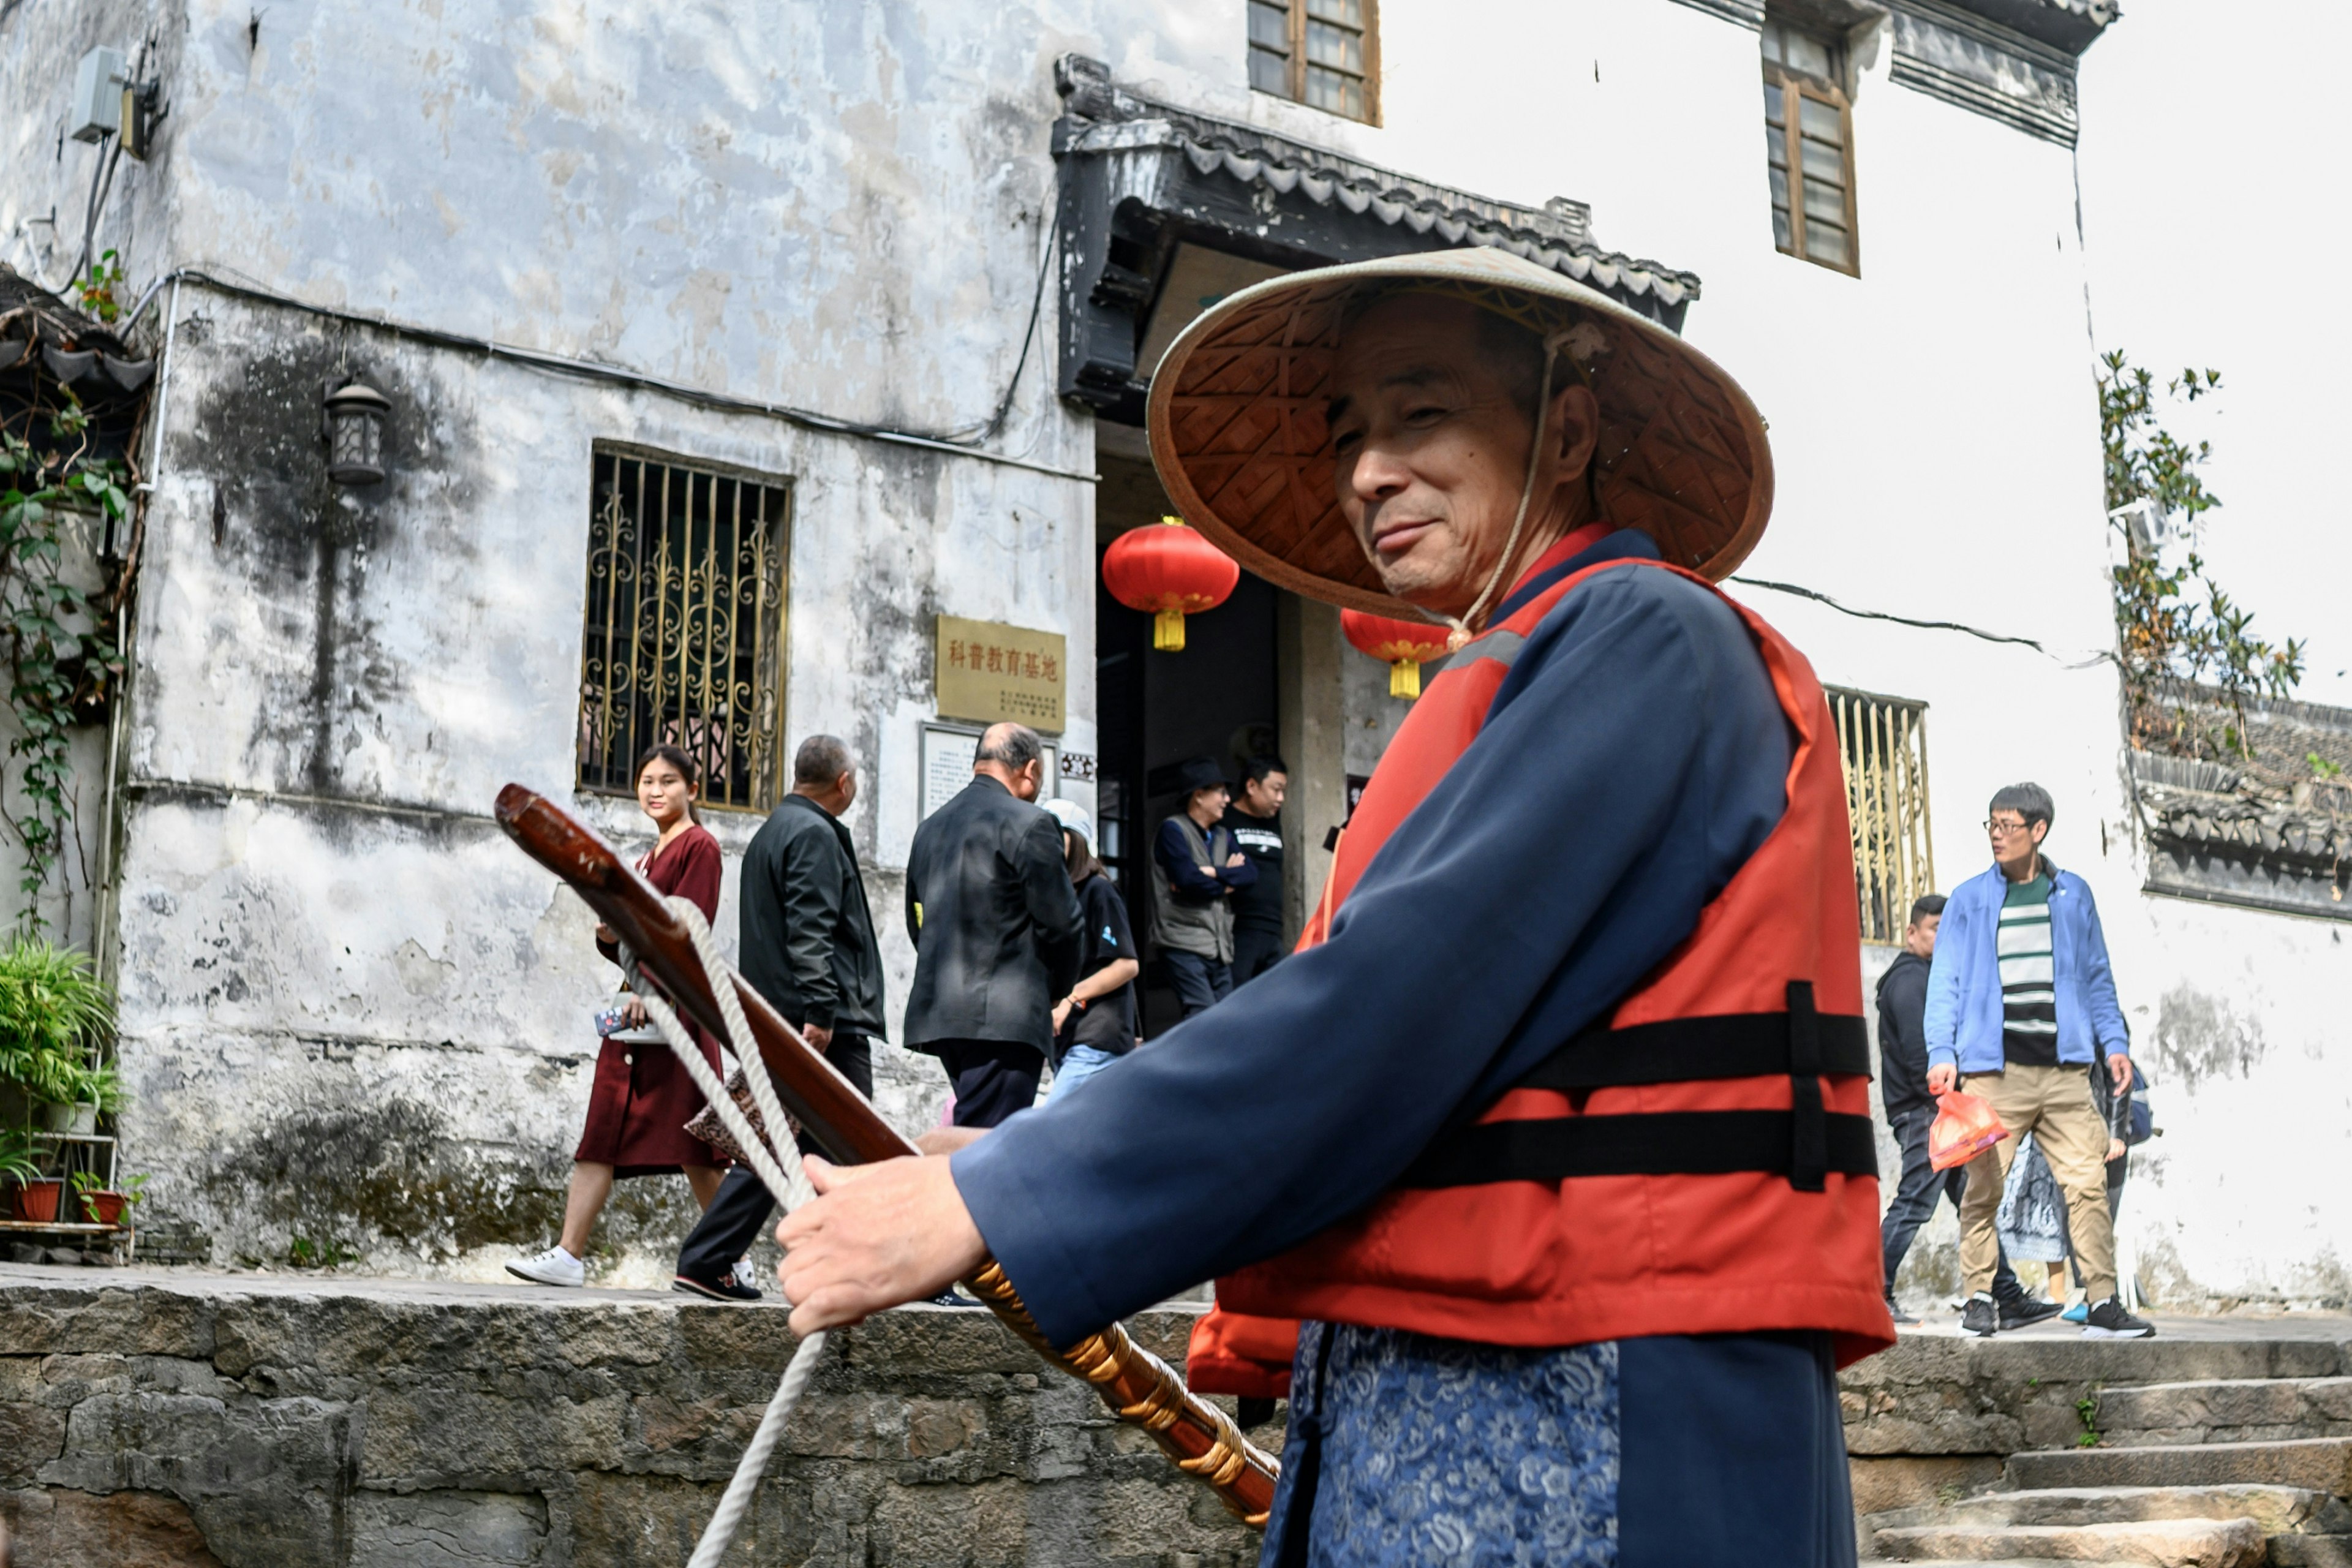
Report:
0,1269,1264,1568
12,1267,2352,1566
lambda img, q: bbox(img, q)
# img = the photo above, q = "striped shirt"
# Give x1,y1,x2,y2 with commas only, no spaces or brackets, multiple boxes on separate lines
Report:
1999,870,2059,1066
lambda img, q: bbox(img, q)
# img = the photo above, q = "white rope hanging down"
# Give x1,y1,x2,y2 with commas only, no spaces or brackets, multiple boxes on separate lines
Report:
634,897,824,1568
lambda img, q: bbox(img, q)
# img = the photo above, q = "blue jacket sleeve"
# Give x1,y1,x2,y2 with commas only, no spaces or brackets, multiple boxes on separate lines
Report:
1923,886,1968,1069
951,565,1792,1346
2071,878,2130,1057
1155,818,1228,897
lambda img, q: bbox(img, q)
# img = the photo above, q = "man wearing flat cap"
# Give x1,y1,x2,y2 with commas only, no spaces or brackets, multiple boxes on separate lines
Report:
777,249,1890,1565
1151,755,1258,1019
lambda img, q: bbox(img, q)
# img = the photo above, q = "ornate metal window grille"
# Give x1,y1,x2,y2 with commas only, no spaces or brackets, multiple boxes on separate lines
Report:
578,447,790,813
1826,686,1935,944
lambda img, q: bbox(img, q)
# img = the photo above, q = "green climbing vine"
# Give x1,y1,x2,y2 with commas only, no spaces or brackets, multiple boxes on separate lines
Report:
2101,350,2304,757
0,388,130,932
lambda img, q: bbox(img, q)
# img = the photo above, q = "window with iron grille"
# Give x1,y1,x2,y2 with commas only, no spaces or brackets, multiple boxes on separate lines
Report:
1248,0,1378,123
577,446,791,813
1762,18,1859,275
1826,686,1935,944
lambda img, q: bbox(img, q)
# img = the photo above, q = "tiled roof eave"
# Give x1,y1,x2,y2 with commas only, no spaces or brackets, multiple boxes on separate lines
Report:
1062,116,1701,310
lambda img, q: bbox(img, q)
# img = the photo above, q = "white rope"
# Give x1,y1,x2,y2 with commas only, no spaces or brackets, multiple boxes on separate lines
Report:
1445,326,1582,650
632,897,824,1568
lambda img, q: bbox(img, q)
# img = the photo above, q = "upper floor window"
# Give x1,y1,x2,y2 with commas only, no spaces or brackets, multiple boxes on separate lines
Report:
1250,0,1378,123
1763,19,1858,274
578,446,791,813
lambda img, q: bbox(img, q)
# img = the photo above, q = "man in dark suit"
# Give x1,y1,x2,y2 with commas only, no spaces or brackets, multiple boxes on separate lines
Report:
905,722,1082,1128
673,734,884,1301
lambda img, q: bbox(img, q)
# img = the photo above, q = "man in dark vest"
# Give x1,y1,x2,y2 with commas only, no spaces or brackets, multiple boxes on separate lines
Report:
773,249,1890,1563
673,733,882,1301
903,722,1082,1128
1150,756,1257,1017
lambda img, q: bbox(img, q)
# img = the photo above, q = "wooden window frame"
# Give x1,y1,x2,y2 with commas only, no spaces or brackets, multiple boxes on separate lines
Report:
1250,0,1381,126
1763,29,1860,277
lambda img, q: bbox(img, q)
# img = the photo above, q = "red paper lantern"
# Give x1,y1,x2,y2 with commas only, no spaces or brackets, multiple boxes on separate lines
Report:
1102,516,1239,651
1342,609,1453,699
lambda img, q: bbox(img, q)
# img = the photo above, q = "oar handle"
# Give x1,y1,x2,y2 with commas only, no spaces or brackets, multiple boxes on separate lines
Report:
492,783,1280,1524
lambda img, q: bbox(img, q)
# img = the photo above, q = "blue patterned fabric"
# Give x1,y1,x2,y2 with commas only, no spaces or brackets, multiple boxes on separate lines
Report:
1262,1322,1620,1567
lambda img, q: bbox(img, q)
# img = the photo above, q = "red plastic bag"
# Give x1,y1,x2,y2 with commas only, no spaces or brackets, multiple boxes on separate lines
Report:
1928,1090,2009,1171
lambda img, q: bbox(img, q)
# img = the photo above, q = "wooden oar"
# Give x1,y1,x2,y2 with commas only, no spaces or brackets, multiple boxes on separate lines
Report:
494,783,1281,1525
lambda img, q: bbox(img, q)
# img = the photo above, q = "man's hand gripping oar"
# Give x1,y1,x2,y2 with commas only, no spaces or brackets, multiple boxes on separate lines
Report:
494,783,1280,1526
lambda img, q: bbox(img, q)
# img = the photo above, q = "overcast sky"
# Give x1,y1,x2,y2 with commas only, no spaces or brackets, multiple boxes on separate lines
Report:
2075,0,2352,704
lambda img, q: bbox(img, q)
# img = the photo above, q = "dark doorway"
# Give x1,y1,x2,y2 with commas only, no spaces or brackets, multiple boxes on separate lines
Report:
1096,541,1281,1039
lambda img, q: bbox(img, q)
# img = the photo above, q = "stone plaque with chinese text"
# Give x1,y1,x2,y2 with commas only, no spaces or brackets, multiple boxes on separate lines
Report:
936,615,1065,732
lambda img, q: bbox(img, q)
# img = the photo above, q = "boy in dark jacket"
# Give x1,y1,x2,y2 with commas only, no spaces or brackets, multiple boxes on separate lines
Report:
1878,894,2046,1327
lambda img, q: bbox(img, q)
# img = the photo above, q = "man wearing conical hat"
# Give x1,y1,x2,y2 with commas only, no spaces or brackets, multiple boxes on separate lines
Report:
778,248,1891,1564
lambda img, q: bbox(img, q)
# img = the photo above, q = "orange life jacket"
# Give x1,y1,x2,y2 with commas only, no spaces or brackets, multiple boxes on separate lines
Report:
1185,558,1893,1396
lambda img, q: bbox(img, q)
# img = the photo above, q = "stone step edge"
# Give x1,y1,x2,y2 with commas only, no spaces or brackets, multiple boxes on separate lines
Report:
1864,1482,2334,1534
2101,1377,2352,1396
2010,1436,2352,1465
1872,1516,2267,1566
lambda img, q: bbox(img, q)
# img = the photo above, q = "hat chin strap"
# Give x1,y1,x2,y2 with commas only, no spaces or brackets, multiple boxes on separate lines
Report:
1442,328,1577,653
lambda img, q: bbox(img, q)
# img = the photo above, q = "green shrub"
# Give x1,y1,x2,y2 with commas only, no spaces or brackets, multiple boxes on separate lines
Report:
0,937,116,1110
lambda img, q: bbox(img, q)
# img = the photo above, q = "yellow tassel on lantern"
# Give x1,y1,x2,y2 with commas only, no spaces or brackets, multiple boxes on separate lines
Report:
1389,658,1422,699
1154,609,1187,651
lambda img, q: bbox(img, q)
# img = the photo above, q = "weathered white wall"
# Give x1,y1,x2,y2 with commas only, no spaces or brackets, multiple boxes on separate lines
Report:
22,0,1182,1274
10,0,2342,1300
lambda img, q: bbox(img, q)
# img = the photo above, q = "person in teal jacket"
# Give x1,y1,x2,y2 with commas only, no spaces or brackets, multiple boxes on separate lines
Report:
1923,782,2152,1339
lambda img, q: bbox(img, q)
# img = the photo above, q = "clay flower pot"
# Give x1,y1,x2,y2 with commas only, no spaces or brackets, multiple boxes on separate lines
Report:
13,1177,65,1223
78,1189,126,1226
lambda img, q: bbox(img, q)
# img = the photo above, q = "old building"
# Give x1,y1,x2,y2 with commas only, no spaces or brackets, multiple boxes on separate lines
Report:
0,0,2341,1304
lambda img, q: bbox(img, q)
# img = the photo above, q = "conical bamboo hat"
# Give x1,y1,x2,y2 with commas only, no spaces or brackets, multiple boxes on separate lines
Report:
1144,247,1773,617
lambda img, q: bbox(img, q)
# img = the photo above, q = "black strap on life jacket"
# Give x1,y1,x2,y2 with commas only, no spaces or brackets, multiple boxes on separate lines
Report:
1400,981,1875,1192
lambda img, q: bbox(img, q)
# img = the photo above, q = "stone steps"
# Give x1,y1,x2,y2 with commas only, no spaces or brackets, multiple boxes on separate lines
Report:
1862,1439,2352,1562
1871,1516,2265,1565
2095,1379,2352,1447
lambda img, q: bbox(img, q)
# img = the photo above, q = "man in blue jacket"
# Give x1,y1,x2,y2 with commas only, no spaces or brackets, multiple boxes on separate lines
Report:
1924,783,2154,1339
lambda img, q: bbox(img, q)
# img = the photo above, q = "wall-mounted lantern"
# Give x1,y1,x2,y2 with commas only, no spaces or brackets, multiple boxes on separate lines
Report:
322,379,390,487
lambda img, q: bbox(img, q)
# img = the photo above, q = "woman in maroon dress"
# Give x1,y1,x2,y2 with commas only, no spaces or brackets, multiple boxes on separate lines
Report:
508,745,729,1286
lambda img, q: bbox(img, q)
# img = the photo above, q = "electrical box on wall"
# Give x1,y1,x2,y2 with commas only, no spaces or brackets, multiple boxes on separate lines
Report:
70,47,126,143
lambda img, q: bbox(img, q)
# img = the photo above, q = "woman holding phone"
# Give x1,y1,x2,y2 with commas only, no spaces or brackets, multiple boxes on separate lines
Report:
508,744,729,1286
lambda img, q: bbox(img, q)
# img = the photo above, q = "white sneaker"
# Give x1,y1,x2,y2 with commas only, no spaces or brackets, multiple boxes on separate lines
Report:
505,1245,585,1287
729,1257,761,1296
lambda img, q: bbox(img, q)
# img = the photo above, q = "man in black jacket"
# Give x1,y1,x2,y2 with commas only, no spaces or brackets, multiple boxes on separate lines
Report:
1879,893,2046,1327
904,722,1082,1127
673,734,884,1301
1222,755,1290,986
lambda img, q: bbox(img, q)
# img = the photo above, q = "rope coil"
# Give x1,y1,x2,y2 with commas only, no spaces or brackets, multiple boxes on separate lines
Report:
633,897,824,1568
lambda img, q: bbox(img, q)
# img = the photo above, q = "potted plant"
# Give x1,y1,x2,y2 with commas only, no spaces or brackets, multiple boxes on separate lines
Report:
69,1169,145,1226
0,938,118,1139
0,1126,43,1213
41,1063,120,1135
9,1134,64,1223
